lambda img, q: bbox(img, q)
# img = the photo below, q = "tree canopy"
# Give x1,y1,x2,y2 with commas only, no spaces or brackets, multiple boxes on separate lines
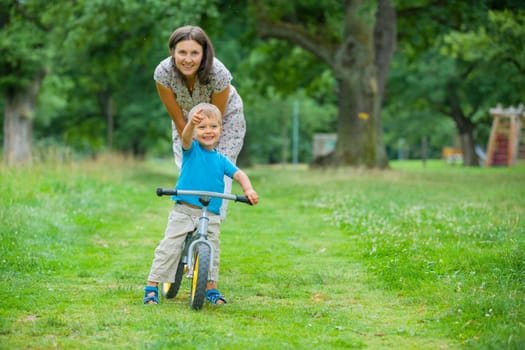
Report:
1,0,524,166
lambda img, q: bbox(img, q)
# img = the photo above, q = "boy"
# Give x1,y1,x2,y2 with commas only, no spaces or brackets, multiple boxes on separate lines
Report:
144,102,258,305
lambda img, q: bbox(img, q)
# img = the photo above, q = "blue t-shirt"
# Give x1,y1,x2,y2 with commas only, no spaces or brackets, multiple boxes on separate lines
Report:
173,140,239,214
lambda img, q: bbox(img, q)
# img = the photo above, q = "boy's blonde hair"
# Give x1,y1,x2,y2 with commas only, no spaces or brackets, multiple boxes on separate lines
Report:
188,102,222,125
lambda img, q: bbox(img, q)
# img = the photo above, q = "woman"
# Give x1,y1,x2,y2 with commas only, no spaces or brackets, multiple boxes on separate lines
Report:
154,25,246,218
150,26,246,304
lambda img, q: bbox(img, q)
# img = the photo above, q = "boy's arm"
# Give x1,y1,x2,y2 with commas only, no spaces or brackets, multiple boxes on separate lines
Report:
181,110,204,149
233,170,259,205
181,122,194,150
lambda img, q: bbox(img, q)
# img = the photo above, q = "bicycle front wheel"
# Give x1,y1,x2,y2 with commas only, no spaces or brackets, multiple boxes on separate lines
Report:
189,244,210,310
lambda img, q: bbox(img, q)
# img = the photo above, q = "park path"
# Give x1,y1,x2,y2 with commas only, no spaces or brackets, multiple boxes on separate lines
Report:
235,183,461,350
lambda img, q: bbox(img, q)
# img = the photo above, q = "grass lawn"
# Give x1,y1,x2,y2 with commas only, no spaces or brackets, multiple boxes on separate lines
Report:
1,157,524,349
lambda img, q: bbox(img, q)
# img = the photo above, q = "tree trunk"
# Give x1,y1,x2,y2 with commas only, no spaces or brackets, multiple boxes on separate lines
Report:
331,0,389,168
446,80,480,166
97,91,115,151
255,0,395,169
452,115,478,166
374,0,397,100
333,75,388,168
3,74,44,165
459,130,478,166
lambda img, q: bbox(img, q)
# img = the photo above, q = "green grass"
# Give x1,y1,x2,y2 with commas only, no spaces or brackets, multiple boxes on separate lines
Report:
1,158,524,349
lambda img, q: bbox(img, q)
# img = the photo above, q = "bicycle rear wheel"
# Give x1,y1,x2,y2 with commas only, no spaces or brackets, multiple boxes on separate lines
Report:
160,261,185,299
189,244,210,310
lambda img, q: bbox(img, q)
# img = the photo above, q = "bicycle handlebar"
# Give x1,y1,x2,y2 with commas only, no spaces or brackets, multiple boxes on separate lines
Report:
156,188,252,205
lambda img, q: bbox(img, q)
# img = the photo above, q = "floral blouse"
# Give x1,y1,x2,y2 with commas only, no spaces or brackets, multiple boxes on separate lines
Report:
154,57,245,164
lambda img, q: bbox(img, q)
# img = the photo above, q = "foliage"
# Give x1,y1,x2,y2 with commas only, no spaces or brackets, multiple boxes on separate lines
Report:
383,49,481,158
2,0,525,164
0,0,51,93
1,159,524,348
251,0,345,42
386,1,525,159
244,89,337,164
441,9,525,104
19,0,222,157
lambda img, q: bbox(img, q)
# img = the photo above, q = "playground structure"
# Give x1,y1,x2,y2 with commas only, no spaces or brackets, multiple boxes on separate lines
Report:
485,104,525,167
442,146,463,164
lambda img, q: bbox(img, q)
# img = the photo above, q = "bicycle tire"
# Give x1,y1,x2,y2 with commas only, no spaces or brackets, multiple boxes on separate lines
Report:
189,244,210,310
160,261,185,299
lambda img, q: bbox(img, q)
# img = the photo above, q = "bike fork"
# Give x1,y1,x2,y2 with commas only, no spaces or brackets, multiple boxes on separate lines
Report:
186,204,215,281
186,238,215,280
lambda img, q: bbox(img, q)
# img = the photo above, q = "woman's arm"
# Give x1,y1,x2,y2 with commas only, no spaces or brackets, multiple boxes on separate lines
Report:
210,85,230,117
156,82,186,136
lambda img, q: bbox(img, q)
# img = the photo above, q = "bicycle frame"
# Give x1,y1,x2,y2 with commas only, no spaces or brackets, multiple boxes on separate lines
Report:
156,188,250,280
185,195,215,280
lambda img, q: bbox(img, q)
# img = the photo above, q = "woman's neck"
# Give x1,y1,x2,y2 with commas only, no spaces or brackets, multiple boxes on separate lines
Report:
186,76,196,92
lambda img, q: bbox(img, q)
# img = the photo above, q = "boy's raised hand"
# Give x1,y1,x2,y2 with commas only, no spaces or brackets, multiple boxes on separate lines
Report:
191,110,205,125
182,109,206,148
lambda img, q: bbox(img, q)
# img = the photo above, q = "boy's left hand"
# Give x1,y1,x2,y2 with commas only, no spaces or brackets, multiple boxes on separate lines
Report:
245,189,259,205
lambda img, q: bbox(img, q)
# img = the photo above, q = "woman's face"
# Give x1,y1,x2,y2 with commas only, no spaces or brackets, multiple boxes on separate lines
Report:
173,39,203,79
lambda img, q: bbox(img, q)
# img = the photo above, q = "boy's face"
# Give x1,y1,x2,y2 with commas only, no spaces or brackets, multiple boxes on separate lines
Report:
194,115,222,150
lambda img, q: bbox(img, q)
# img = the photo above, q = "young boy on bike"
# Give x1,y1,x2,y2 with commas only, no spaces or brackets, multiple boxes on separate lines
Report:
144,102,259,305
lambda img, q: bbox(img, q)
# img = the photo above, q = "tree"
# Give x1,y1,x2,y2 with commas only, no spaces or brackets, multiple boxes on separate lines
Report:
1,0,223,162
445,9,525,165
0,0,52,165
250,0,395,168
393,0,525,166
50,0,222,156
53,0,161,152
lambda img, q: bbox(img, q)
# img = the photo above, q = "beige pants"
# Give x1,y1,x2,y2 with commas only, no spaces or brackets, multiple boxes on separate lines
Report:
147,203,221,283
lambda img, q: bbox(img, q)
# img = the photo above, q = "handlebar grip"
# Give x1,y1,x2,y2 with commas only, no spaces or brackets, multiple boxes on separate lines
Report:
156,188,177,197
235,196,253,205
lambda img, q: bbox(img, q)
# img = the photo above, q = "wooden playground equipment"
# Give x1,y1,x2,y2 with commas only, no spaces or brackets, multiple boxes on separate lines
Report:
485,104,525,167
442,146,463,164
